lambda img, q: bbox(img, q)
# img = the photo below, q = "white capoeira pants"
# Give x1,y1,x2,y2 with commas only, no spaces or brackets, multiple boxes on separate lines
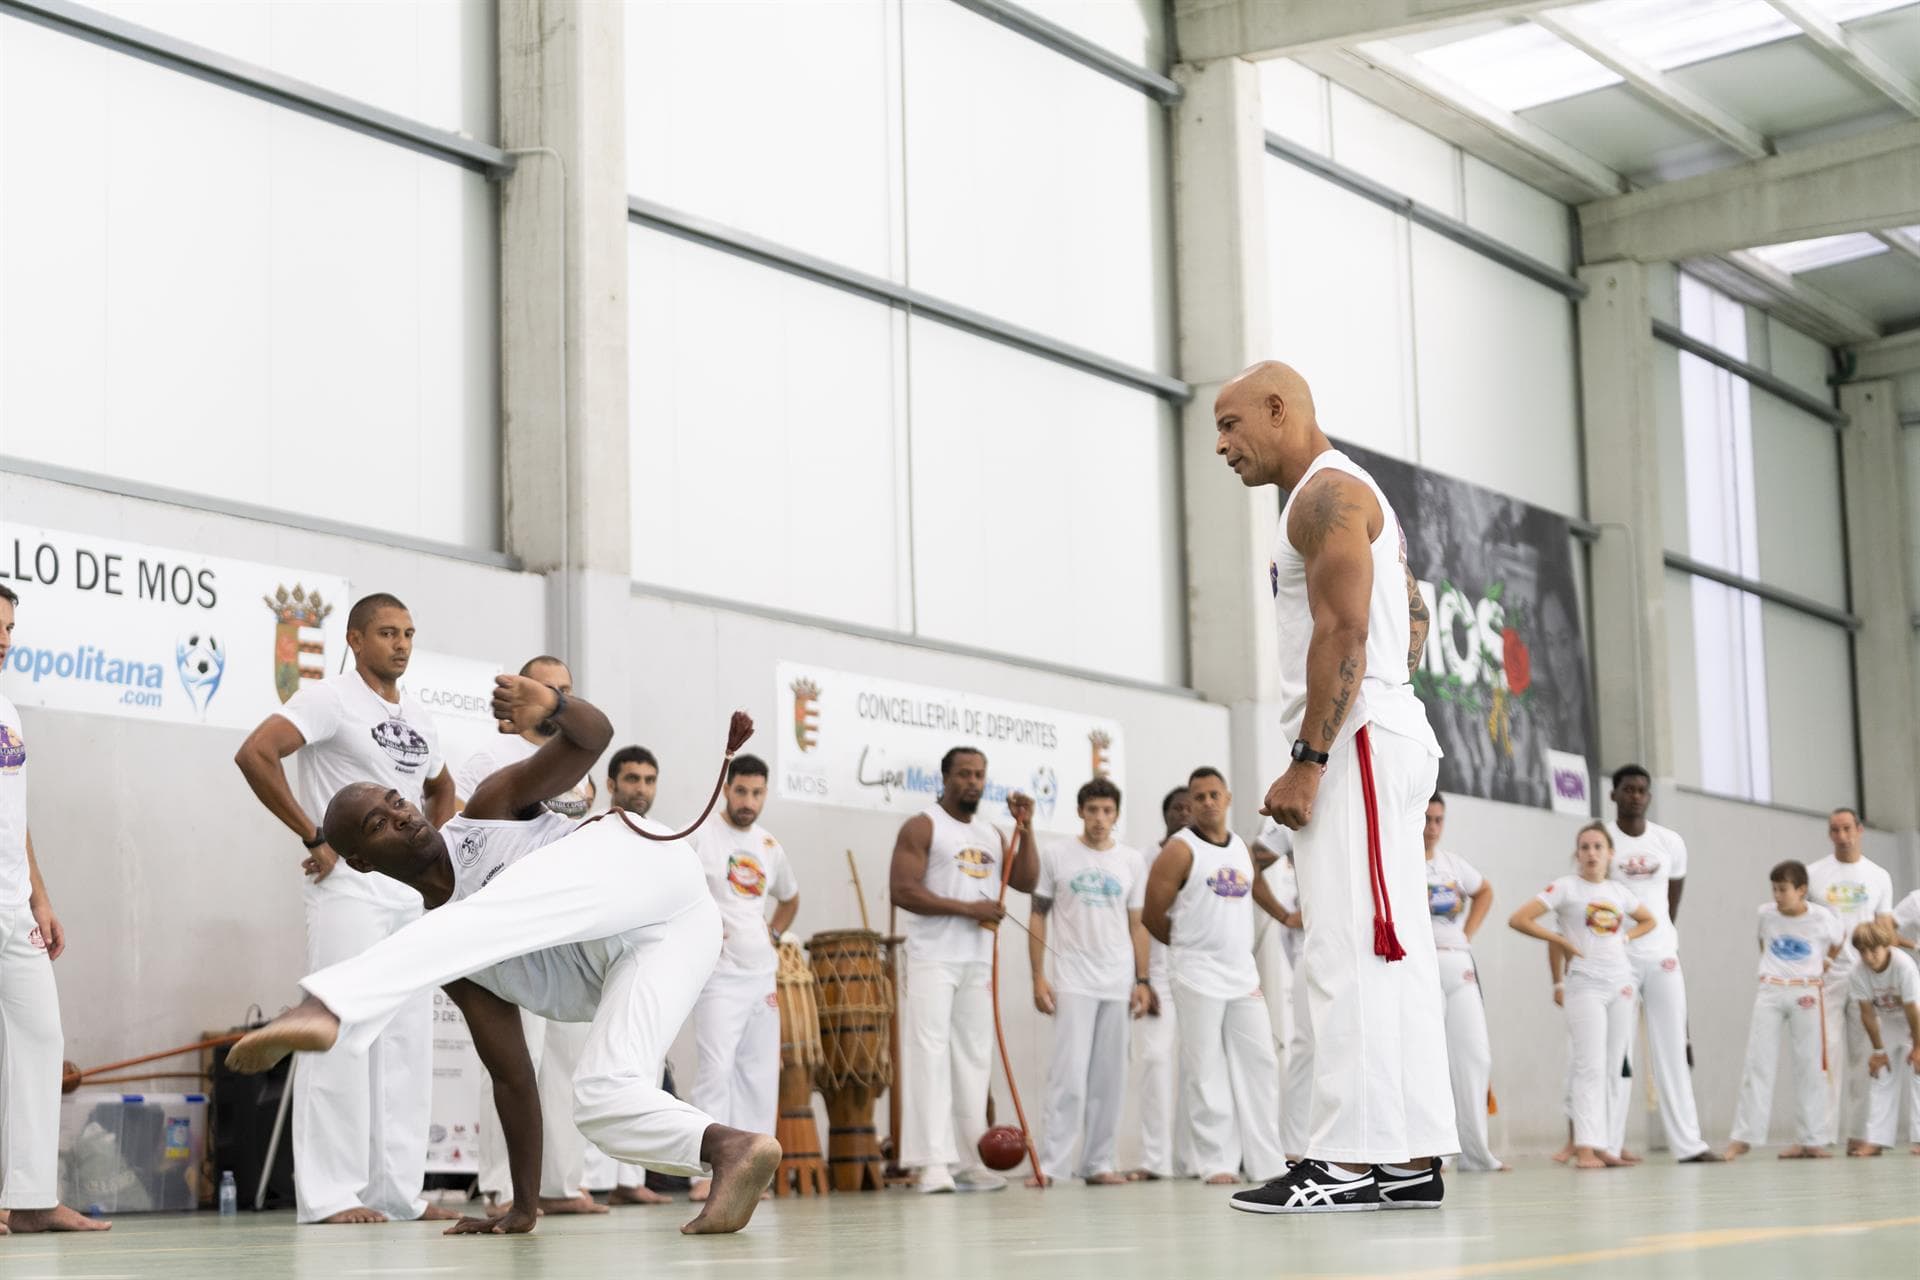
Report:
295,886,431,1223
1607,950,1709,1158
1437,948,1499,1170
691,968,779,1138
1567,977,1634,1153
1133,973,1193,1177
1729,981,1828,1148
1862,1023,1920,1147
1039,993,1129,1181
1173,981,1285,1181
0,902,61,1212
582,1145,649,1191
1295,724,1454,1164
476,1013,591,1200
898,953,994,1173
301,823,722,1180
1280,955,1314,1160
1822,979,1873,1144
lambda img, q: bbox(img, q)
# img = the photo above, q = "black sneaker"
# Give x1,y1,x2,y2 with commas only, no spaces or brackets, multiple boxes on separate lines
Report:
1374,1161,1444,1210
1228,1160,1380,1214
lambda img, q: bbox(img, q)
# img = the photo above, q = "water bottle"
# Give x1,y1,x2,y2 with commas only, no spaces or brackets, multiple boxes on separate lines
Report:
219,1171,237,1216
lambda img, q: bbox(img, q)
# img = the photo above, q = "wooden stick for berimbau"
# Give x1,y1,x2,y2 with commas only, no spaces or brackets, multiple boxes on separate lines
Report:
846,849,872,932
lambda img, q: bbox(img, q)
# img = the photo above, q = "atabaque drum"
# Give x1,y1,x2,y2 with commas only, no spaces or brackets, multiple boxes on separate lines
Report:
808,929,892,1092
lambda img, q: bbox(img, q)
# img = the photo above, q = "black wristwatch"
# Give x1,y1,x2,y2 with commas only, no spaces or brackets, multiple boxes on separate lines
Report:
1291,739,1330,767
302,828,327,849
1135,977,1150,986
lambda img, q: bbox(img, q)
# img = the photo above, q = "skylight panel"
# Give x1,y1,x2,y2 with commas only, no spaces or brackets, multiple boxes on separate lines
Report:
1399,22,1620,111
1745,232,1890,272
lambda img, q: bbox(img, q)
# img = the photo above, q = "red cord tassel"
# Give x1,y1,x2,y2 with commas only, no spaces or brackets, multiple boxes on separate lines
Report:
599,711,754,842
1355,726,1406,963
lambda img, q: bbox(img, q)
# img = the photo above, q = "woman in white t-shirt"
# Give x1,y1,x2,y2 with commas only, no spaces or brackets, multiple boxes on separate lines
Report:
1509,822,1655,1169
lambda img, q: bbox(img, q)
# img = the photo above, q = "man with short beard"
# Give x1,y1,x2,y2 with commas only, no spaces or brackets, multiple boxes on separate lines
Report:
607,746,659,820
1808,807,1896,1153
889,747,1038,1194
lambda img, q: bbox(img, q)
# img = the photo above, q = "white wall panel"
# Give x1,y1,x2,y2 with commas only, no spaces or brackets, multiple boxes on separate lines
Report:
1409,228,1583,514
1328,84,1460,217
86,0,495,137
1664,567,1703,790
1461,154,1570,269
1765,316,1832,400
1016,0,1166,67
1259,57,1330,152
0,21,499,549
906,319,1182,685
1761,603,1857,813
627,228,905,631
1265,161,1413,461
1749,398,1847,610
902,0,1171,371
625,0,895,276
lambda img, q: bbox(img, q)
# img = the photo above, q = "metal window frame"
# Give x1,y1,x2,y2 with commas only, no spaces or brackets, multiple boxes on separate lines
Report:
1650,320,1848,427
0,455,522,571
632,579,1201,700
629,198,1191,403
1662,550,1859,631
1264,132,1588,301
0,0,513,176
944,0,1181,103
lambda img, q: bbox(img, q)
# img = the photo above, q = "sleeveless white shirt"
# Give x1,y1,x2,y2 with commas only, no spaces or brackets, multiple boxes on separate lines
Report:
902,803,1003,966
1271,450,1440,755
1168,827,1260,1000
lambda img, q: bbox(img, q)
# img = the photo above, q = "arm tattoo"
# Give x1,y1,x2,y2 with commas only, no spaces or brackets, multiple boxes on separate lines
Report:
1294,475,1365,555
1320,654,1359,745
1404,563,1429,679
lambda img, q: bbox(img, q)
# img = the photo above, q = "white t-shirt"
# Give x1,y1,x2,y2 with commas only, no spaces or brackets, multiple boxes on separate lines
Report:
1606,820,1687,957
452,734,596,820
1535,875,1642,987
1035,838,1145,1001
1426,850,1486,952
902,804,1004,966
1849,948,1920,1023
690,816,799,979
1893,889,1920,944
279,673,444,906
1168,828,1260,1000
1806,854,1894,985
0,693,28,909
1264,854,1303,967
1754,903,1843,983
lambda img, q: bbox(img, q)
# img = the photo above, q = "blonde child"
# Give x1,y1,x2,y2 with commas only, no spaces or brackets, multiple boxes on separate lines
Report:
1849,921,1920,1157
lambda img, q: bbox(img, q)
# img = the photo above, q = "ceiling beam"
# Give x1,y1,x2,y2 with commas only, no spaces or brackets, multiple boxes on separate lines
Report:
1580,119,1920,261
1294,42,1624,202
1531,11,1770,161
1767,0,1920,119
1847,326,1920,378
1173,0,1578,62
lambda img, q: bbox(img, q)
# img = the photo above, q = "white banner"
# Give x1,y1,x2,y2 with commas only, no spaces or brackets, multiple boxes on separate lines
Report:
0,525,349,728
774,661,1125,834
426,989,482,1174
400,649,504,773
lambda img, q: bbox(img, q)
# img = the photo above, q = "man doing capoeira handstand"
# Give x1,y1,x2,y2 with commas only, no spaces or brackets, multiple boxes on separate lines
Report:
229,675,780,1236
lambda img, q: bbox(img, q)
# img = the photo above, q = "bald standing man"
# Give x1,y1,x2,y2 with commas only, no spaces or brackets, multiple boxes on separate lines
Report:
1214,363,1454,1215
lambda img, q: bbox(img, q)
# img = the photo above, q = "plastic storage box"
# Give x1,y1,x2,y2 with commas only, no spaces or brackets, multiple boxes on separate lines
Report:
59,1090,207,1213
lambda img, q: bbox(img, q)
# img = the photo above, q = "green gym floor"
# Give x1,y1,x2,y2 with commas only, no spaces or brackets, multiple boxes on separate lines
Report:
7,1156,1917,1279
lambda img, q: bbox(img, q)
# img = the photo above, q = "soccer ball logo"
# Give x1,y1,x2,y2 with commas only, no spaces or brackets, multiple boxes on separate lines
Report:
175,634,226,716
1029,766,1059,819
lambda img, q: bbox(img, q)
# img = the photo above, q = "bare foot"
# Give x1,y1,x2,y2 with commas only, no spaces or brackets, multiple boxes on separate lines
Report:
316,1207,388,1224
1849,1143,1885,1157
687,1177,711,1203
1911,1144,1920,1156
1086,1172,1127,1186
229,996,340,1074
537,1196,608,1216
483,1199,515,1219
1724,1141,1750,1161
1616,1149,1642,1165
1024,1174,1052,1188
1203,1173,1239,1185
610,1185,670,1205
681,1129,780,1235
419,1204,461,1221
1778,1145,1831,1159
6,1205,110,1233
1125,1170,1160,1182
1572,1147,1611,1169
1551,1141,1575,1164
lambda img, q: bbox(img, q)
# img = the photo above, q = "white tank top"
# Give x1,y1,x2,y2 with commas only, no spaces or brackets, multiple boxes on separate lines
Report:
902,803,1003,966
1168,827,1260,1000
1272,450,1440,755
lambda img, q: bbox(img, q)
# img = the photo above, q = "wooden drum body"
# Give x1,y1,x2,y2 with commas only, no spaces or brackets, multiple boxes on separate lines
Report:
773,942,827,1196
809,929,895,1191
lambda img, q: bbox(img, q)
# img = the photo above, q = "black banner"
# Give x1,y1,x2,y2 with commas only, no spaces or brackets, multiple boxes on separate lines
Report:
1338,443,1596,814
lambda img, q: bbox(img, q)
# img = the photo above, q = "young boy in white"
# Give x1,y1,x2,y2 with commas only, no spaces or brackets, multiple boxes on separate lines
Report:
1725,860,1844,1159
1848,922,1920,1157
234,593,455,1226
1806,807,1896,1155
1603,766,1715,1162
1029,778,1148,1186
1423,794,1504,1172
1510,823,1654,1169
1143,768,1289,1186
687,754,798,1202
1252,820,1309,1161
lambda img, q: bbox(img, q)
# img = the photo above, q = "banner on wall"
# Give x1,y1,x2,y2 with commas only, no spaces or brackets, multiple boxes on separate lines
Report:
773,661,1125,834
426,989,482,1174
1337,443,1597,813
0,525,348,727
399,649,505,773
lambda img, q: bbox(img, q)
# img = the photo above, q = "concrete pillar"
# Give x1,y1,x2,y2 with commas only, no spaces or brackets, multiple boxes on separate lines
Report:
1838,379,1920,829
1172,57,1284,828
498,0,632,715
1575,261,1674,779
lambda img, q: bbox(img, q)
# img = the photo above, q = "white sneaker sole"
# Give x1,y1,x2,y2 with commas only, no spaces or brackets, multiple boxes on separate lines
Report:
1228,1198,1380,1214
1379,1198,1443,1210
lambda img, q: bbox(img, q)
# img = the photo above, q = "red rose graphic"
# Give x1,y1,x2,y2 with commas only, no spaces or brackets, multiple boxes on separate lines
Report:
1502,627,1532,694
